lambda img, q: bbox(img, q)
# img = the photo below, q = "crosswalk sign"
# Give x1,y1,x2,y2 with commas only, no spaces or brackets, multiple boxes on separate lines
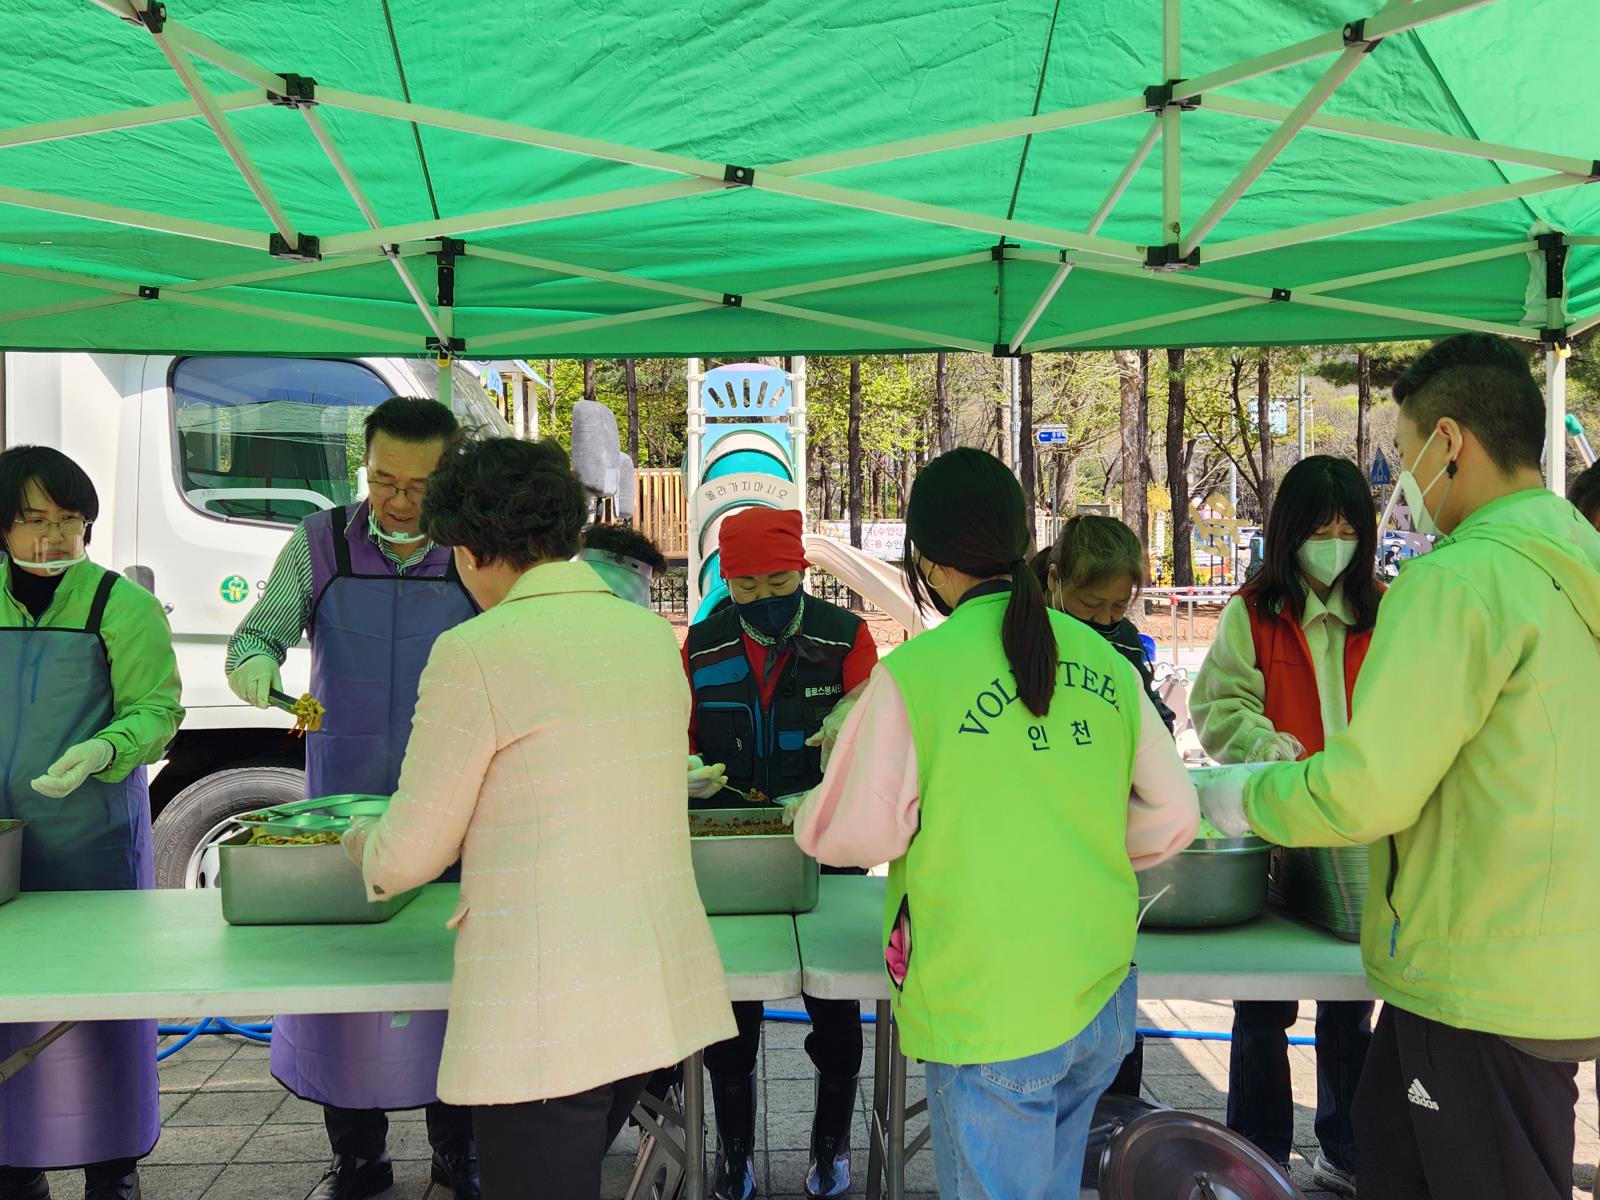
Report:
1370,452,1394,487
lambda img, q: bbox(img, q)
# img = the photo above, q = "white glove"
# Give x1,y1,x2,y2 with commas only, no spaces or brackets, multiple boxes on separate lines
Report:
342,815,378,866
32,739,115,799
806,687,864,772
1247,732,1305,764
778,791,809,828
687,755,728,801
1192,765,1259,839
228,655,282,709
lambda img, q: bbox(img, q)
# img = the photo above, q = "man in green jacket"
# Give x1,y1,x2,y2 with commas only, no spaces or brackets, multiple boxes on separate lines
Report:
1202,334,1600,1200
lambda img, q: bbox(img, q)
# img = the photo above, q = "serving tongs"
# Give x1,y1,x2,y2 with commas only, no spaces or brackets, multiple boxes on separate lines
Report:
235,794,389,837
267,689,326,736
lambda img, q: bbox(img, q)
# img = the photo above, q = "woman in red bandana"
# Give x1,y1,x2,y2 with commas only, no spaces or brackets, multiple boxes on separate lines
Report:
682,507,877,1200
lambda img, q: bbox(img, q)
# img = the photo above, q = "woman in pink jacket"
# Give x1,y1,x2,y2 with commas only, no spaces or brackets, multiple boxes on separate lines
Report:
347,439,735,1200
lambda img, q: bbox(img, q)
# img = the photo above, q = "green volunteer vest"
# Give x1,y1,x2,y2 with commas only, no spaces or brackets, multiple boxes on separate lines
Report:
882,590,1142,1065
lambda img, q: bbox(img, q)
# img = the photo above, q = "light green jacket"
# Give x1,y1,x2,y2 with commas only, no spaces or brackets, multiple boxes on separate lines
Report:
0,558,185,780
1246,490,1600,1039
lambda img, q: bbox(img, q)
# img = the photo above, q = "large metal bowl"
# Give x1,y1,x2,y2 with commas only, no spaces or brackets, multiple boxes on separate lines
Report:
688,807,819,915
0,820,21,907
1138,835,1273,928
218,831,419,925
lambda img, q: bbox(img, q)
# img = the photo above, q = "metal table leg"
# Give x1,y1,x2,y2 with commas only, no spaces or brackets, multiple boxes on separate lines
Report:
866,1000,892,1200
0,1021,75,1083
886,1016,907,1200
682,1051,705,1199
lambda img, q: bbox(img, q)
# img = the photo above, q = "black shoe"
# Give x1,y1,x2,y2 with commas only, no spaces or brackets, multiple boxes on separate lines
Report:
805,1075,855,1200
83,1170,140,1200
710,1069,759,1200
304,1156,393,1200
430,1151,480,1200
0,1171,48,1200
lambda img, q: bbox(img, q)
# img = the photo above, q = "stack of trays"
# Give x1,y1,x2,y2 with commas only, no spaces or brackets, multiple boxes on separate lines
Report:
1268,846,1369,942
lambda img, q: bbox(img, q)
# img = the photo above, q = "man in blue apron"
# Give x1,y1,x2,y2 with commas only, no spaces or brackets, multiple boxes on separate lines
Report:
0,446,184,1200
226,399,479,1200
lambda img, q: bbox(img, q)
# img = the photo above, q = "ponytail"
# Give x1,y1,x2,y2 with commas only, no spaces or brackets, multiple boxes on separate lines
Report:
905,448,1058,717
1005,557,1058,717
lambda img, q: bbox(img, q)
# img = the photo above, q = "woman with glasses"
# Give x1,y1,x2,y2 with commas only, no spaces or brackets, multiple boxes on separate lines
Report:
0,445,184,1200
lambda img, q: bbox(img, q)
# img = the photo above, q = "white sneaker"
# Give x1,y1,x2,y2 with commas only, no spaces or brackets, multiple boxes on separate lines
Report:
1311,1152,1357,1197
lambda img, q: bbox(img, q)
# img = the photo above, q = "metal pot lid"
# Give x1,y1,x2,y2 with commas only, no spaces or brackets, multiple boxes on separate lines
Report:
1099,1109,1305,1200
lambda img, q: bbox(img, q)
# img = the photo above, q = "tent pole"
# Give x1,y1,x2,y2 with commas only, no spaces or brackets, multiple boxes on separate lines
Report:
164,247,429,294
790,358,809,524
1161,0,1182,248
0,182,264,249
686,359,706,615
0,91,263,150
743,300,989,353
1547,346,1568,495
1024,298,1266,352
471,303,715,352
1205,173,1585,263
319,179,720,256
749,253,992,301
0,295,139,329
1181,41,1370,257
1202,94,1597,177
157,290,422,345
1570,311,1600,338
471,247,725,304
1008,120,1159,352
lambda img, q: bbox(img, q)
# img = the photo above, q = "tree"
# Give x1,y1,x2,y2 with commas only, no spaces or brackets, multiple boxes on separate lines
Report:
1256,356,1274,521
1165,348,1193,586
847,359,864,550
1313,342,1427,475
582,358,596,404
1019,354,1037,545
933,352,954,454
624,359,639,463
1114,349,1147,545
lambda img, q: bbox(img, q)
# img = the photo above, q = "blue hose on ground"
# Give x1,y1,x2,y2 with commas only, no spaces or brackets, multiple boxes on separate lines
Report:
761,1008,1315,1046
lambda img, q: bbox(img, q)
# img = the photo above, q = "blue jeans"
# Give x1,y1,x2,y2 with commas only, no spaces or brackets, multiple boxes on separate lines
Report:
1227,999,1373,1171
926,969,1137,1200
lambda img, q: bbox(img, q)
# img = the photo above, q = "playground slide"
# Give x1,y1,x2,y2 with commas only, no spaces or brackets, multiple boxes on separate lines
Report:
802,534,941,637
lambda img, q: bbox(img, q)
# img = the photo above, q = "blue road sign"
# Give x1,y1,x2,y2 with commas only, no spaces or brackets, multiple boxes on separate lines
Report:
1036,426,1070,446
1370,452,1394,487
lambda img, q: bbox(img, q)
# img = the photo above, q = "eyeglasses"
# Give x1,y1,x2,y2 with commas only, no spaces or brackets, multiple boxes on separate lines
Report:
368,479,428,503
13,516,88,539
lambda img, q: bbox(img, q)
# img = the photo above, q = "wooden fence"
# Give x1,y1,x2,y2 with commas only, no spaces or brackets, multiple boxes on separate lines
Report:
636,468,687,559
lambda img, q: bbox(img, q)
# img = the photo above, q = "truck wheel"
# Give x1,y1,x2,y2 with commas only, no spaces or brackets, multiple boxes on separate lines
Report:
152,765,304,889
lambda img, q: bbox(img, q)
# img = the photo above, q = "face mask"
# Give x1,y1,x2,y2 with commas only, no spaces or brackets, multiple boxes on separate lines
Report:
580,551,652,609
7,530,88,576
369,510,428,545
737,589,803,636
1381,430,1455,536
1297,538,1359,588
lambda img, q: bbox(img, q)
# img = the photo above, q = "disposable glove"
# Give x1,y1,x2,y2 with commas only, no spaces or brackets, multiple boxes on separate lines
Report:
777,791,809,828
805,686,864,771
687,754,728,801
342,815,378,866
31,738,115,799
1247,732,1306,764
1192,764,1262,839
228,655,282,709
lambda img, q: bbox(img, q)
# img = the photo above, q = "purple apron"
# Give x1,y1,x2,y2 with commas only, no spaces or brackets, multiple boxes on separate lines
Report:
270,504,476,1110
0,570,159,1169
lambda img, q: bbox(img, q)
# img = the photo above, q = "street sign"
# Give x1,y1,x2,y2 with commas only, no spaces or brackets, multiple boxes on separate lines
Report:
1036,425,1070,446
1370,452,1394,487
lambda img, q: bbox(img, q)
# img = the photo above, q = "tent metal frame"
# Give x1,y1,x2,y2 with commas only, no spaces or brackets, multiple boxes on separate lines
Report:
0,0,1593,485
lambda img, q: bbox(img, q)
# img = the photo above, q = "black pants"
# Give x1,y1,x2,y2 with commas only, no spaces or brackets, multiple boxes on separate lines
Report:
703,994,864,1080
324,1101,474,1161
1227,998,1372,1169
1354,1005,1578,1200
0,1159,136,1186
473,1075,649,1200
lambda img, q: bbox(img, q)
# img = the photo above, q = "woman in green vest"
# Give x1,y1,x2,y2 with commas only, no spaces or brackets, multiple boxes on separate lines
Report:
792,448,1197,1199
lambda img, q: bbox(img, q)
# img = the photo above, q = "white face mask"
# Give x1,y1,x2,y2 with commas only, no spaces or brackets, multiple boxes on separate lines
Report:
368,510,428,545
8,530,88,576
1379,429,1455,536
1297,537,1359,588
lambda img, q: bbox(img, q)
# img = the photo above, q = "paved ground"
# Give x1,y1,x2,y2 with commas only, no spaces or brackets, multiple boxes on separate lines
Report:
33,999,1600,1199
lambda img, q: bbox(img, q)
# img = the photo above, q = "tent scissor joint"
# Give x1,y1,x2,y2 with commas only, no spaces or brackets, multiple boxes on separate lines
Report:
991,240,1019,262
137,2,166,33
1271,287,1291,302
1145,242,1200,271
1541,328,1570,349
724,164,755,186
433,238,463,307
1537,231,1568,300
1342,19,1382,53
266,74,317,108
268,232,320,261
721,293,743,307
137,284,160,300
991,343,1020,358
426,335,465,354
1144,80,1198,112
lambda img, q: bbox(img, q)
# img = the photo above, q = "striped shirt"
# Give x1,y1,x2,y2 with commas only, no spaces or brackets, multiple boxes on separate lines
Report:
224,513,434,671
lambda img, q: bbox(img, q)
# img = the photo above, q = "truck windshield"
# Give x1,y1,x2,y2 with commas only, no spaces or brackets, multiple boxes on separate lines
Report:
170,357,394,527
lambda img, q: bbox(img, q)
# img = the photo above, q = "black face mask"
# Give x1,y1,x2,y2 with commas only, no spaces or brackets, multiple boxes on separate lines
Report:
736,589,803,636
1085,617,1121,635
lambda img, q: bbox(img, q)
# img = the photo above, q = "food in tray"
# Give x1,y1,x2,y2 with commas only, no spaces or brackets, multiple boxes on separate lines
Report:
246,829,341,847
689,813,791,838
289,693,325,735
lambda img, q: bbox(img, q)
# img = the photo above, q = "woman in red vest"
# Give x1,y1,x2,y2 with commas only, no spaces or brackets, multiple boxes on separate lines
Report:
1191,455,1383,1198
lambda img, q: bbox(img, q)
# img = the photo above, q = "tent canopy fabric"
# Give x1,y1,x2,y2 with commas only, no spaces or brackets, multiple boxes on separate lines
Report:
0,0,1597,358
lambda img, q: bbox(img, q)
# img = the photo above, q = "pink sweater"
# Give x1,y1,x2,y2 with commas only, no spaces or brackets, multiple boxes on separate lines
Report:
794,664,1199,872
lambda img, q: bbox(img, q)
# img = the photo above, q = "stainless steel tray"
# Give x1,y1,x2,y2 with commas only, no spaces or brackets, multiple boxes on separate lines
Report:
1138,836,1272,928
218,832,419,925
689,808,819,916
0,820,21,907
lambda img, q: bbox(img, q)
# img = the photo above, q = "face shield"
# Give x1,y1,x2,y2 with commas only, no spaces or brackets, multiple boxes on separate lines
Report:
7,516,89,575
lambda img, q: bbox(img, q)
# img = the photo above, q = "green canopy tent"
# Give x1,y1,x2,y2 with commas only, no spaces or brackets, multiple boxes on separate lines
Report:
0,0,1597,488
